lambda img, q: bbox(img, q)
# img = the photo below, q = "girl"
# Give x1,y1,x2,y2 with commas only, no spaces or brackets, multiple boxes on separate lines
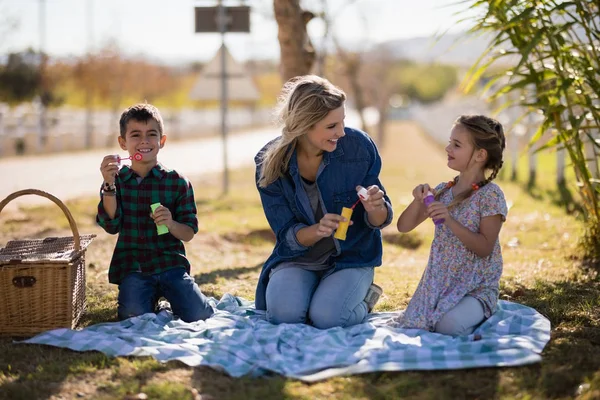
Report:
393,115,507,336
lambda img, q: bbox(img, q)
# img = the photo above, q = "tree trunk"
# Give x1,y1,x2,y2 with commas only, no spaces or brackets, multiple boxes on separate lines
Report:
273,0,315,81
527,113,537,187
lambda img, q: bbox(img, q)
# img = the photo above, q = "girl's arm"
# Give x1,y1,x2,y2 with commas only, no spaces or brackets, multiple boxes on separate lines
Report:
397,183,432,233
428,185,507,257
397,199,428,232
444,215,503,258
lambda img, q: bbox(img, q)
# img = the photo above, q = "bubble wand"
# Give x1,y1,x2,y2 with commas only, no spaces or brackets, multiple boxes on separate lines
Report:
334,188,369,240
118,153,143,162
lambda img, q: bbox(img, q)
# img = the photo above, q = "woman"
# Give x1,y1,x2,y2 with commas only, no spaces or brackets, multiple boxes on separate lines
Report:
254,75,393,329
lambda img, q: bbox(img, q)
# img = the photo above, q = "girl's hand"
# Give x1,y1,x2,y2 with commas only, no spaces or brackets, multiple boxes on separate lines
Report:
100,155,120,184
412,183,433,202
357,185,386,213
426,201,450,224
150,205,174,229
316,213,352,237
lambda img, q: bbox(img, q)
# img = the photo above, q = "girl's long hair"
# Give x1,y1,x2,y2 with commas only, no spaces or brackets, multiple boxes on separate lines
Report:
436,114,506,208
257,75,346,188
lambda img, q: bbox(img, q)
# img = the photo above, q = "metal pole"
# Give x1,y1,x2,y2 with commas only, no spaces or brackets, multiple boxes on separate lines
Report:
85,0,94,148
218,1,229,195
38,0,47,150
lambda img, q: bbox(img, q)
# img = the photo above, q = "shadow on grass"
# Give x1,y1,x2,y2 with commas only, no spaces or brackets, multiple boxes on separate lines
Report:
382,231,423,250
0,341,119,400
523,180,584,215
190,368,287,400
194,262,263,286
222,229,275,245
498,277,600,398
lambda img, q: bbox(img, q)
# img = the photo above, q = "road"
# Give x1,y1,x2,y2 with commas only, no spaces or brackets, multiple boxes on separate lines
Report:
0,127,279,209
0,110,369,209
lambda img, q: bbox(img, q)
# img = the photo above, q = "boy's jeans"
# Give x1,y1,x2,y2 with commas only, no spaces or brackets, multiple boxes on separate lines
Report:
265,266,374,329
117,268,213,322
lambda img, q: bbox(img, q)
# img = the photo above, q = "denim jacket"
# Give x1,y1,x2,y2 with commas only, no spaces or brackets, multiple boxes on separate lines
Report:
254,127,393,310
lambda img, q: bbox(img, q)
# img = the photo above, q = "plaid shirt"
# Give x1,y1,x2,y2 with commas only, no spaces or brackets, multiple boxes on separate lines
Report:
96,163,198,284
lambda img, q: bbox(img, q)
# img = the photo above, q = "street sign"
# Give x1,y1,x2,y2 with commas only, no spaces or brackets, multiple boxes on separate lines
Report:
194,4,252,195
194,6,250,33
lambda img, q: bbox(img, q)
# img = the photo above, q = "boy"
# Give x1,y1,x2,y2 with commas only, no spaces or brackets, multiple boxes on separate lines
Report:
96,103,213,322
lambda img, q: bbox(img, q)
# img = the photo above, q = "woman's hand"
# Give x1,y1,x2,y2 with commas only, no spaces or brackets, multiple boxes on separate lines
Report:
357,185,386,213
426,201,450,224
412,183,433,202
316,213,352,237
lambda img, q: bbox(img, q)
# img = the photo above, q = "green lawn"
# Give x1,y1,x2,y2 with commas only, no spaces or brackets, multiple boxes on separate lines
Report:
0,121,598,400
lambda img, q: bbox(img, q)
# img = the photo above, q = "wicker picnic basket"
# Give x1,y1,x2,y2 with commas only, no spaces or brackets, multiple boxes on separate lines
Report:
0,189,95,336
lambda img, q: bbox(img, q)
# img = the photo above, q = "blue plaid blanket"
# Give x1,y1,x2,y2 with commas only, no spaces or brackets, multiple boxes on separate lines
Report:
22,295,550,381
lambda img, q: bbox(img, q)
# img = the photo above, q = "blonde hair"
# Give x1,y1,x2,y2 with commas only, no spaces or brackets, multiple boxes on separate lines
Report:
257,75,346,188
436,114,506,208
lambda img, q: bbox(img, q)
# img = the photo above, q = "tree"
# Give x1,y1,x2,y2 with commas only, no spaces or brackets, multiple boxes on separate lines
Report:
0,50,41,106
273,0,315,81
463,0,600,266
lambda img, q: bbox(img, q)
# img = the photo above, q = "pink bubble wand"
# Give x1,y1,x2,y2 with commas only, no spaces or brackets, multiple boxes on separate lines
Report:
118,152,143,162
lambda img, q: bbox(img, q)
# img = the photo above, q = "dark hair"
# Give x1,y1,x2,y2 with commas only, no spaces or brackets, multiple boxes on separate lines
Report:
436,114,506,207
119,103,164,138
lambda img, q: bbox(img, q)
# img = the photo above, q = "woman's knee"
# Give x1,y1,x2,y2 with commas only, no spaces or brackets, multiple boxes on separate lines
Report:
267,302,309,324
265,267,317,325
309,303,345,329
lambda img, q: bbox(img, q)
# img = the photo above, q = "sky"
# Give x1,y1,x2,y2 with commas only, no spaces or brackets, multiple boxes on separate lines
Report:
0,0,471,64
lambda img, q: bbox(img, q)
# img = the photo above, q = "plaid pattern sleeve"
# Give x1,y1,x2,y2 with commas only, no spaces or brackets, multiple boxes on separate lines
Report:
101,163,198,284
173,177,198,234
96,187,123,234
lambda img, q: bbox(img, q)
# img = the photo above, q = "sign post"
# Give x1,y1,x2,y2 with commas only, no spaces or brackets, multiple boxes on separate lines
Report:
195,3,250,195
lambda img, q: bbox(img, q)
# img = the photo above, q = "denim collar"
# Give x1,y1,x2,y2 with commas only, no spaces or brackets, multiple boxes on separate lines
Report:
119,162,168,182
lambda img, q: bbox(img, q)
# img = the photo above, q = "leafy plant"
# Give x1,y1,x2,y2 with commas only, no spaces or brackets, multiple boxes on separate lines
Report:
462,0,600,266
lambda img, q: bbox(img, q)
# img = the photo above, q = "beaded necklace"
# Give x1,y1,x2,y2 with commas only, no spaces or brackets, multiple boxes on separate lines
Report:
445,178,483,191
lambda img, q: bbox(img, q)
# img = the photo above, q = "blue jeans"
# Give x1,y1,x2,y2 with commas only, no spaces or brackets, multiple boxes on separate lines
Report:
117,268,213,322
266,266,374,329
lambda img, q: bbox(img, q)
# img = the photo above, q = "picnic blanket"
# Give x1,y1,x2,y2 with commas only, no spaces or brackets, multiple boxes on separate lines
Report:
22,294,550,382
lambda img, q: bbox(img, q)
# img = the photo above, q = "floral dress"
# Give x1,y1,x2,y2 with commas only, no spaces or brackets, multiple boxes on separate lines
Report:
394,181,508,331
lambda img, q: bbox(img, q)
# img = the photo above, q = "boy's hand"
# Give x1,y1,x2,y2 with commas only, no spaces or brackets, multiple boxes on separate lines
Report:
357,185,386,213
100,155,119,184
150,205,174,229
412,183,433,202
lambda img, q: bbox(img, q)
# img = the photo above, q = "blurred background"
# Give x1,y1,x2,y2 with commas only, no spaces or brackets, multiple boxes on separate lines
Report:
0,0,492,157
0,0,597,233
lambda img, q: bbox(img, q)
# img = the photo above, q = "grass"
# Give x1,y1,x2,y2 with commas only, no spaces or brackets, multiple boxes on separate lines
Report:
0,121,598,399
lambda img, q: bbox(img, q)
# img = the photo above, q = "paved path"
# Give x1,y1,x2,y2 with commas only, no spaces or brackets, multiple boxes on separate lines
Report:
1,110,369,209
0,127,279,209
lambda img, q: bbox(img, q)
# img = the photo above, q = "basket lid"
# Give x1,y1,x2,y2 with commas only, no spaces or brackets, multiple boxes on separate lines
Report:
0,234,96,264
